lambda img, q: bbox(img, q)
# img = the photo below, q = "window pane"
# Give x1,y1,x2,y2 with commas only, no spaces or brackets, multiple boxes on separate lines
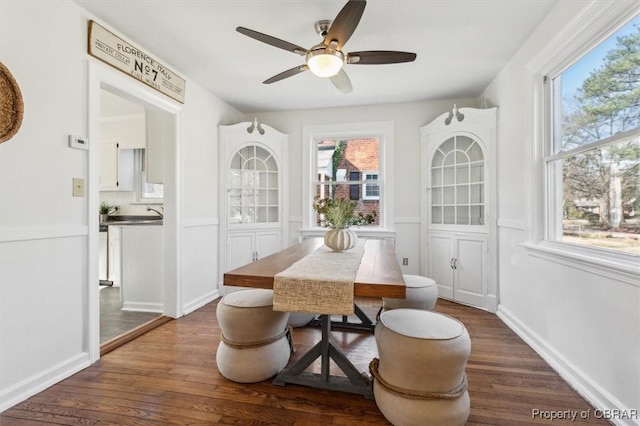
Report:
457,185,469,204
432,206,442,224
443,207,455,224
468,142,483,162
457,206,470,225
432,187,442,205
432,168,442,186
558,138,640,254
443,186,455,204
470,206,485,225
443,166,455,185
315,183,380,226
456,136,473,152
553,16,640,153
432,150,444,167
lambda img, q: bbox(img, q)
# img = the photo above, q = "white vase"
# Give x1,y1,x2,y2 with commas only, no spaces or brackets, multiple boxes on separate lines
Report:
324,228,358,252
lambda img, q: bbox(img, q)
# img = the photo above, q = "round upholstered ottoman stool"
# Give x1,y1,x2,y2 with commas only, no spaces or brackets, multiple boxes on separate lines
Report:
216,289,291,383
370,309,471,426
382,274,439,312
287,312,315,328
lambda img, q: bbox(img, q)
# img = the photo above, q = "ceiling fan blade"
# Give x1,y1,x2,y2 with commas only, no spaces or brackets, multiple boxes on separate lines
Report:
263,65,309,84
324,0,366,50
237,27,307,56
329,69,353,93
347,50,417,65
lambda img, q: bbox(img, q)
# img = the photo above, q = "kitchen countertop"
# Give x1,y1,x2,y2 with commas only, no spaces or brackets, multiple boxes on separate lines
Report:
100,215,163,231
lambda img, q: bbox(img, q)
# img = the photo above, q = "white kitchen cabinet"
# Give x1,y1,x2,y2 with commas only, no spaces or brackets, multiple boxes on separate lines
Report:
427,232,487,307
99,142,134,191
226,230,281,272
421,107,497,311
120,225,164,312
99,115,144,191
100,115,146,149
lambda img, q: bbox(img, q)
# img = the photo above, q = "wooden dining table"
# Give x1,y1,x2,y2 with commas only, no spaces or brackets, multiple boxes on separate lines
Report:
223,237,406,398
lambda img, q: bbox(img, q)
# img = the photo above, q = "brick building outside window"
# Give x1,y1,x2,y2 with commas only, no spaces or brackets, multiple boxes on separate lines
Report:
316,138,380,225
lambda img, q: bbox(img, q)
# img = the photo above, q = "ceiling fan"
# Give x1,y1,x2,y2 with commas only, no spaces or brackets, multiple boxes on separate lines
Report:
236,0,417,93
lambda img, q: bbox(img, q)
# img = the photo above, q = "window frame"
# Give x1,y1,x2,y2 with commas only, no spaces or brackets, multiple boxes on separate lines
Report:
524,1,640,285
301,121,395,237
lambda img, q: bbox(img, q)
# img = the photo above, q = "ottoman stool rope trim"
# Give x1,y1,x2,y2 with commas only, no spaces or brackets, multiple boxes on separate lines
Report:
369,358,467,400
222,325,294,353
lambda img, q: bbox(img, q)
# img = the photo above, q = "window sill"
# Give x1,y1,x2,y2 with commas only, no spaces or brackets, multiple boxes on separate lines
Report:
300,227,396,240
521,240,639,287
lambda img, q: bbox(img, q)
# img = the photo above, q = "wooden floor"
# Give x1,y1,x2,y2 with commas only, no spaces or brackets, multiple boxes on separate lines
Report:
1,298,607,425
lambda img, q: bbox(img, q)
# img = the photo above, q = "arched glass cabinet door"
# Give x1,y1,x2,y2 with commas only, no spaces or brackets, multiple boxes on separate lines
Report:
228,145,279,224
430,135,485,226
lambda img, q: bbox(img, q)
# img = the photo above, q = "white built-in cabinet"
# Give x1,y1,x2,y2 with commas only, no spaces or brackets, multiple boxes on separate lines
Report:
226,231,282,272
427,231,488,308
420,107,497,312
219,122,289,282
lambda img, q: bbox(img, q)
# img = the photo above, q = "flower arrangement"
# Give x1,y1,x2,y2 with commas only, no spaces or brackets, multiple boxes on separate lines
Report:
312,196,377,229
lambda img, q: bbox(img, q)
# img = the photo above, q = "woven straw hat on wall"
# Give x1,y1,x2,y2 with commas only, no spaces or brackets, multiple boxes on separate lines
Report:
0,62,24,144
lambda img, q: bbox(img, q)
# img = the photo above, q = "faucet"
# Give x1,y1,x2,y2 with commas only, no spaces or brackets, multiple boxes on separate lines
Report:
147,207,164,219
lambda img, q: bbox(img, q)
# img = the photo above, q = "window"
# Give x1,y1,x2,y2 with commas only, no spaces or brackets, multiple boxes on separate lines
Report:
545,15,639,256
314,139,380,225
136,150,163,200
302,121,394,233
363,171,380,200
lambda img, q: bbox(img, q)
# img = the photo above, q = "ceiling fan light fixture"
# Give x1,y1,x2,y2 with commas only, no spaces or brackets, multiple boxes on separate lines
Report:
306,48,344,78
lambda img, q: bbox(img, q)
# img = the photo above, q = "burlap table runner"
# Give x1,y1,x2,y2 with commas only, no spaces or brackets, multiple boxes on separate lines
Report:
273,241,365,316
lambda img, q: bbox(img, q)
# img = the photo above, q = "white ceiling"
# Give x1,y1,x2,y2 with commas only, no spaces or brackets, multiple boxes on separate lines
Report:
74,0,558,114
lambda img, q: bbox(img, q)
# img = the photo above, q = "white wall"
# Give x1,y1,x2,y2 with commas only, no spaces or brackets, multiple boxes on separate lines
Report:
255,98,479,274
0,0,242,410
483,1,640,423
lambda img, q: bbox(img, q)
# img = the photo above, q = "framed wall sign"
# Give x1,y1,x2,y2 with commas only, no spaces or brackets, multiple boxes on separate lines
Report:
88,20,186,104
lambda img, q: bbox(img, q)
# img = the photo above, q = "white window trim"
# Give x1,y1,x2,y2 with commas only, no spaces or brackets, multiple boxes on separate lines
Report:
523,0,640,286
301,121,394,236
362,170,380,200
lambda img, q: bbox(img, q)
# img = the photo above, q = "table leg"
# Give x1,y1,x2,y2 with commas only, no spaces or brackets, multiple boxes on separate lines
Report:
308,303,375,332
273,314,374,399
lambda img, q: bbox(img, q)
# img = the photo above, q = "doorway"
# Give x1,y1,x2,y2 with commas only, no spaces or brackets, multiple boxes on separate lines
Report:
88,62,181,361
98,89,165,346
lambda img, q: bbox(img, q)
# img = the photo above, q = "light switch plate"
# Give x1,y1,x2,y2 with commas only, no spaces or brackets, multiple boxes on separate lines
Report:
72,178,85,197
